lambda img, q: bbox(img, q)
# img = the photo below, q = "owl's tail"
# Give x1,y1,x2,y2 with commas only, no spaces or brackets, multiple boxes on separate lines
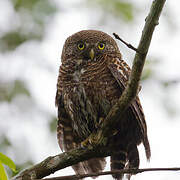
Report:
72,158,106,179
110,143,139,180
125,144,140,180
110,149,127,180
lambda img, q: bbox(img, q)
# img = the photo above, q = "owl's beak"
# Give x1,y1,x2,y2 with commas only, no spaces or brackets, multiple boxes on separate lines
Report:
89,48,95,60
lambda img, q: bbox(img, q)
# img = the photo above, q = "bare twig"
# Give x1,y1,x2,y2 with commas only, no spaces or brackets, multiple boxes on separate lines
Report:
113,33,141,54
13,0,166,179
36,168,180,180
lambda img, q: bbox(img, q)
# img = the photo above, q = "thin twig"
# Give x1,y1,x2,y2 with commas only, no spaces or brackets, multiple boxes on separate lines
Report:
36,168,180,180
113,33,141,54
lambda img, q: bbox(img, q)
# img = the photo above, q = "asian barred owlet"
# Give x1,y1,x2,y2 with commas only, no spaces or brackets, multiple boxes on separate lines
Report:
56,30,151,180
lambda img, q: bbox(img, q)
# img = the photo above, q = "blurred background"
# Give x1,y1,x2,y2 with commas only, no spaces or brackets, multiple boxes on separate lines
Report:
0,0,180,179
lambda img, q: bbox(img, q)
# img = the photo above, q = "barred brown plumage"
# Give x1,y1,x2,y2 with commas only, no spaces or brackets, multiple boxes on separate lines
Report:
56,30,151,179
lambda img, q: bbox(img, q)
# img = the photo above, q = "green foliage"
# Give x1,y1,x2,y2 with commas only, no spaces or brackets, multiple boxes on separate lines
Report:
0,153,16,172
141,68,152,81
0,162,7,180
0,0,57,52
13,0,58,25
89,0,133,21
0,153,17,180
0,32,28,52
49,117,58,133
161,79,179,88
141,59,159,81
0,136,12,156
12,0,58,25
12,0,56,13
0,80,30,102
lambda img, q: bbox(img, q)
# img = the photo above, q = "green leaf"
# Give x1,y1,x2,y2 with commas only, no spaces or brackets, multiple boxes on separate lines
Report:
0,153,16,173
49,117,58,133
0,161,8,180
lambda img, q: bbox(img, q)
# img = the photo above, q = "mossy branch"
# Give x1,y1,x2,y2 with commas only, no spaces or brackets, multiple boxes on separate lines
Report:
12,0,166,179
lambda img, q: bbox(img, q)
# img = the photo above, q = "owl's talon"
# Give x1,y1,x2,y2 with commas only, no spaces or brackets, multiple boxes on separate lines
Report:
81,134,97,148
95,117,104,128
81,138,91,148
99,117,104,125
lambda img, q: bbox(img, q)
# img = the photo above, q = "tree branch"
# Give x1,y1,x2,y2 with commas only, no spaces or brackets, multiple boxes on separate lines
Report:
12,0,166,179
112,33,140,53
12,147,111,180
37,168,180,180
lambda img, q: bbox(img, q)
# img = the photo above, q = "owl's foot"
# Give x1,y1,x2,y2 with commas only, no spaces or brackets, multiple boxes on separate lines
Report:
81,133,97,148
99,117,104,125
81,117,105,148
95,117,104,129
81,131,108,148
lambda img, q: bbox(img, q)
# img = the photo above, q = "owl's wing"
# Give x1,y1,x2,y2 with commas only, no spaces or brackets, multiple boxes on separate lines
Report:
107,55,151,160
56,91,88,175
55,91,80,151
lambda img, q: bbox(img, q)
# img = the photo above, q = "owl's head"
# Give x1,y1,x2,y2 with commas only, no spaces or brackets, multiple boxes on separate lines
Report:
61,30,120,62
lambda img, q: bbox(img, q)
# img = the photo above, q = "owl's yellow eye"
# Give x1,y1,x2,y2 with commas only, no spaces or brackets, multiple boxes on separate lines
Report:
77,43,85,50
98,43,105,50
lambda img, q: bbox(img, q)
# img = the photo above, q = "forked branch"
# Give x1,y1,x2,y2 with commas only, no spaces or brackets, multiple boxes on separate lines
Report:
13,0,166,179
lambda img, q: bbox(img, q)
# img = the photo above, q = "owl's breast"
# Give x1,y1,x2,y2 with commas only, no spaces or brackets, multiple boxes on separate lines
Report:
80,60,122,106
58,58,122,139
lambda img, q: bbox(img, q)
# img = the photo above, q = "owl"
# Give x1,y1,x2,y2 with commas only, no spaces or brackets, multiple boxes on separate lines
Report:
55,30,151,180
